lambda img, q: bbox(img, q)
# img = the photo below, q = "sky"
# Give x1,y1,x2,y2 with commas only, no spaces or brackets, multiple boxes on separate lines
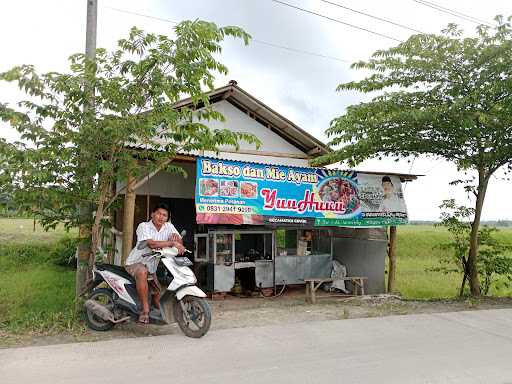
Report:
1,0,511,221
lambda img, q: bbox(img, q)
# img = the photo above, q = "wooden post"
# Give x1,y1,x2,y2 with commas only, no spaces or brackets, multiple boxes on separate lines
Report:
387,226,397,293
310,281,317,304
121,174,136,265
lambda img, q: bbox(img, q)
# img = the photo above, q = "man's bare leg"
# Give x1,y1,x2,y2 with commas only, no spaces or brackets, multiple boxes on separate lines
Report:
150,279,161,310
151,292,161,310
134,268,150,323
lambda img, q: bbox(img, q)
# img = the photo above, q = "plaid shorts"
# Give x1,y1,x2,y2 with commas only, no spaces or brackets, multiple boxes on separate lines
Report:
125,263,161,293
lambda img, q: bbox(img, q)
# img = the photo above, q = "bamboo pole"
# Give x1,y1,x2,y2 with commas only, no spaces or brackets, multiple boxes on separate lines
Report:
387,226,397,293
121,174,136,265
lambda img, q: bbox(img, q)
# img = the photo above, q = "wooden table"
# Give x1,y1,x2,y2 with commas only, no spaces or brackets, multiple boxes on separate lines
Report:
304,277,368,304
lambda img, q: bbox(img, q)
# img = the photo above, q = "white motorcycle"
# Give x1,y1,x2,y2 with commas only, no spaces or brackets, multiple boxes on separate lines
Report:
84,239,211,338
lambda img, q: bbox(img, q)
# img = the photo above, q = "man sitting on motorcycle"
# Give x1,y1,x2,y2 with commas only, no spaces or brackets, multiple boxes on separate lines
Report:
125,203,186,324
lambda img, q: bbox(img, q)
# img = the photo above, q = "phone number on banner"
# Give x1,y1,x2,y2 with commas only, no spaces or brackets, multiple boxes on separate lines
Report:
197,204,255,214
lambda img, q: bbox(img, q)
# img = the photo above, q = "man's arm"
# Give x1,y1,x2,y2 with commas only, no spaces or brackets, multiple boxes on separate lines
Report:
146,239,181,249
170,233,183,245
147,229,185,254
146,239,169,249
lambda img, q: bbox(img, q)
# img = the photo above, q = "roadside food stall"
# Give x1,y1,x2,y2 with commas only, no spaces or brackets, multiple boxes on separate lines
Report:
191,156,409,294
113,81,416,296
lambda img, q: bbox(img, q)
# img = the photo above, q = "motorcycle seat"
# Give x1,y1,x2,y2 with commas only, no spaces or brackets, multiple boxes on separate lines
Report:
96,263,135,284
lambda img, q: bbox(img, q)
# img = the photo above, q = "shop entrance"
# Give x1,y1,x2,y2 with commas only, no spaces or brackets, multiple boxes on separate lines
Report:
194,230,275,293
193,228,335,294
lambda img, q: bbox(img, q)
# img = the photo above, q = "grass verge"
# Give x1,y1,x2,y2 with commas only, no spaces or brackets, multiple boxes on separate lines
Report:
0,219,82,336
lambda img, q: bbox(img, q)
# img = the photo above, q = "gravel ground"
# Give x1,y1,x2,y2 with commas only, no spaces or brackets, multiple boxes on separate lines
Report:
3,293,512,348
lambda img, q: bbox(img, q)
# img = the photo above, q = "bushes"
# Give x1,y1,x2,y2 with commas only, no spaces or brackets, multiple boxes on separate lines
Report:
49,236,79,267
0,243,53,271
0,236,78,270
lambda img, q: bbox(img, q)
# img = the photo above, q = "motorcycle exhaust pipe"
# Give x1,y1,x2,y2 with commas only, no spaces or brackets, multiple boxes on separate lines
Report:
85,299,116,322
85,300,130,324
85,299,131,324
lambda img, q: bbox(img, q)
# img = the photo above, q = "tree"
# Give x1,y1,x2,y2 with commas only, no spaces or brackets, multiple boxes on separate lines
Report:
432,200,475,297
0,21,259,295
431,199,512,296
0,139,16,216
478,228,512,295
313,17,512,296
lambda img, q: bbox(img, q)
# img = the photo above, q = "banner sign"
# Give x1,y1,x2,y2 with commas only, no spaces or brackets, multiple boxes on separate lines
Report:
195,157,408,227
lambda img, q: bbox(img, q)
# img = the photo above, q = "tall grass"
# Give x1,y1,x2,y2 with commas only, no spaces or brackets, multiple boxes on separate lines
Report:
0,266,78,333
0,219,79,333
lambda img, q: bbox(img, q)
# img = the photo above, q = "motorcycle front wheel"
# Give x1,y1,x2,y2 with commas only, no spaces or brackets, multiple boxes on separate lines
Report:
174,296,211,338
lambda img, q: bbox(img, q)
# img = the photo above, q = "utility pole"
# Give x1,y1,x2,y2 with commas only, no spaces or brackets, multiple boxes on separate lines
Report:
76,0,98,298
85,0,97,59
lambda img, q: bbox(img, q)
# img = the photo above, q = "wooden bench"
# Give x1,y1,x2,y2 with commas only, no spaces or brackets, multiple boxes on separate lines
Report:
304,277,368,304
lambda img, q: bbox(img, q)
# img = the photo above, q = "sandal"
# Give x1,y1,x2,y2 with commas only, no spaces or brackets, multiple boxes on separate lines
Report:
137,312,149,324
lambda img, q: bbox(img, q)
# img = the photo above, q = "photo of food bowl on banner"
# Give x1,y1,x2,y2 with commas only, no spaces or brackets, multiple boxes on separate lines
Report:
195,157,408,227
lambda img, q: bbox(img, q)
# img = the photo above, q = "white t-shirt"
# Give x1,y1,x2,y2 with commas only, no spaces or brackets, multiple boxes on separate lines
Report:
378,196,405,213
126,220,181,265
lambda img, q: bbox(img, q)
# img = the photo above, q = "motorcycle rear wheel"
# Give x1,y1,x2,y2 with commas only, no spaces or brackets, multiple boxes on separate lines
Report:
174,296,211,338
85,288,115,331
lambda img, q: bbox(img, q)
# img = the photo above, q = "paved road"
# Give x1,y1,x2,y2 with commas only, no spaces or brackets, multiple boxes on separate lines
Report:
3,309,512,384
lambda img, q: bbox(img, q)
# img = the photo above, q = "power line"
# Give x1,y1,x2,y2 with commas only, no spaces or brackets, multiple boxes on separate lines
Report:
412,0,492,26
318,0,426,34
270,0,403,42
106,7,180,24
415,0,492,25
105,6,353,63
423,159,444,174
251,39,352,62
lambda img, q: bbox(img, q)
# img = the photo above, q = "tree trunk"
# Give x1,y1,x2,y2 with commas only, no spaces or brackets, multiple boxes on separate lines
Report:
467,170,489,296
76,205,92,299
90,176,111,268
459,272,467,297
121,174,137,265
459,256,469,297
387,226,398,293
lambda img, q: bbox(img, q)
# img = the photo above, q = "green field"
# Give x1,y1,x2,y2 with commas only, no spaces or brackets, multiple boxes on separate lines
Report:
1,219,512,334
394,225,512,299
0,218,76,245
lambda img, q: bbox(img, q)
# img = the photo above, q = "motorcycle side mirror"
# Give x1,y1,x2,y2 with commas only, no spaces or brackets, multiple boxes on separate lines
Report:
137,241,148,250
180,229,187,238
